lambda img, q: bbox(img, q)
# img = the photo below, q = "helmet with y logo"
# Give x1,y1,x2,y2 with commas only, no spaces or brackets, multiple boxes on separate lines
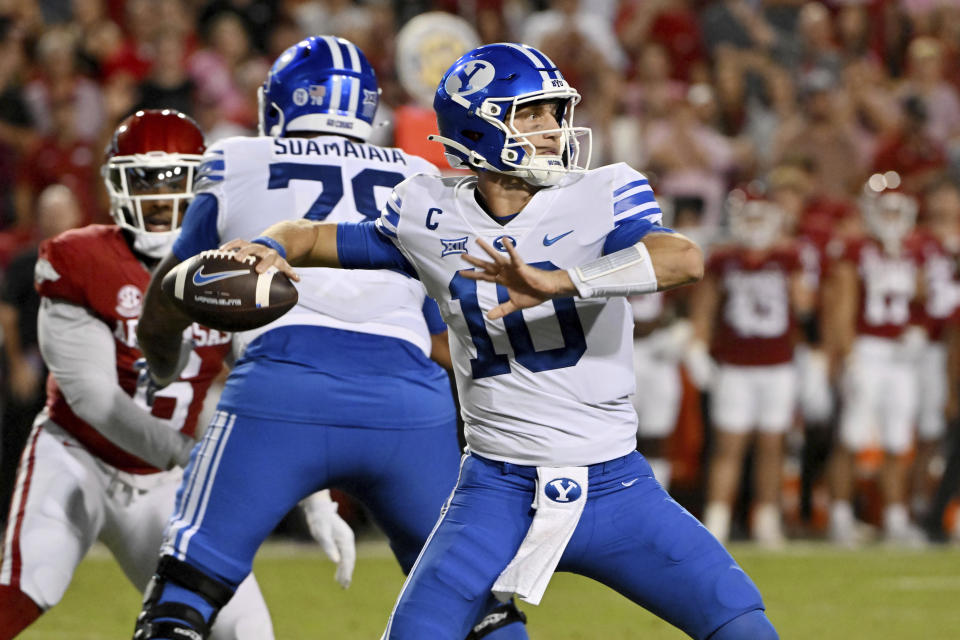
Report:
431,43,591,187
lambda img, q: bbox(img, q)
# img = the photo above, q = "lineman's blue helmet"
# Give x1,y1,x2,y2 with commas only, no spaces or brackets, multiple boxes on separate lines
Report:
430,43,591,186
259,36,379,140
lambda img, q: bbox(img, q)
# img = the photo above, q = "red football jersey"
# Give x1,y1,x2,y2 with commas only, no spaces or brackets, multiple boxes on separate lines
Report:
911,231,960,340
842,237,920,339
708,245,800,366
35,225,231,474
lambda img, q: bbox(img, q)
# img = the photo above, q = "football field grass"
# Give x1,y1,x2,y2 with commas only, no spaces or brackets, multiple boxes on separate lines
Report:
20,539,960,639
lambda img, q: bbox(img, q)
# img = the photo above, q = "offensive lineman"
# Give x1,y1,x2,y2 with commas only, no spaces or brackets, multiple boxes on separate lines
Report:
229,43,778,640
131,38,527,640
0,110,272,638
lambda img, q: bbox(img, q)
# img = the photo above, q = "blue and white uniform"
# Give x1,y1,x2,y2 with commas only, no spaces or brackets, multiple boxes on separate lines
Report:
161,134,461,587
336,165,771,639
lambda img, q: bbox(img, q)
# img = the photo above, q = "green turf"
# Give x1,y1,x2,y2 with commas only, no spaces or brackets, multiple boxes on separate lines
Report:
20,541,960,639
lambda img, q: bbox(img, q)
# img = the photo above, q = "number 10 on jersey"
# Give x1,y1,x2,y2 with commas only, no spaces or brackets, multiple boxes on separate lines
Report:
450,261,587,379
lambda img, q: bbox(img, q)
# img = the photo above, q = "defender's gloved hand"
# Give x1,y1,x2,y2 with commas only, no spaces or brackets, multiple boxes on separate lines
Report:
301,490,356,589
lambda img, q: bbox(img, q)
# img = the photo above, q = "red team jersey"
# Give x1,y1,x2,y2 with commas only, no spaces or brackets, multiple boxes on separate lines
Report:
35,225,230,474
910,231,960,340
708,245,800,366
842,237,920,339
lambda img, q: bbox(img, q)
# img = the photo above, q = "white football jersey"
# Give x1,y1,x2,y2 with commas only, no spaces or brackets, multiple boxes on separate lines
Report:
378,164,663,465
197,135,439,355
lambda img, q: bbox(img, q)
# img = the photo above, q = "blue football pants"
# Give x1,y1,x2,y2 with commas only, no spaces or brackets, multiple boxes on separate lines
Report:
163,411,526,638
384,452,771,640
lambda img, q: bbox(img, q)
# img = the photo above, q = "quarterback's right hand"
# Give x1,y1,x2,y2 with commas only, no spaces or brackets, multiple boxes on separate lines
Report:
300,490,356,589
220,238,300,282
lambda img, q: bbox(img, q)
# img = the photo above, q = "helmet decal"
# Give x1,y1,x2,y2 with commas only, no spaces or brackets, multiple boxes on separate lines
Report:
259,36,379,141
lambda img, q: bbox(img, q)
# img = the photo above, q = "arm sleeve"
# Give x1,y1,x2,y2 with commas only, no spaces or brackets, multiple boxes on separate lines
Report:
172,193,221,260
37,298,191,470
611,165,664,228
336,221,418,278
422,297,447,334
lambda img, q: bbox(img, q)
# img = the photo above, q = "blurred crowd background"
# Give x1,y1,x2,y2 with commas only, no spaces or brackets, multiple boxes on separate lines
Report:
2,0,960,549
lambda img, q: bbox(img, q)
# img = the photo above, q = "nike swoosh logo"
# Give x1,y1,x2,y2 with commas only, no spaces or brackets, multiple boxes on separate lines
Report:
621,478,639,487
543,230,573,246
192,266,250,286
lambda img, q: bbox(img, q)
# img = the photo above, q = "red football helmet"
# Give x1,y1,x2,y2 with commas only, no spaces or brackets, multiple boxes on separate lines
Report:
726,188,785,250
102,109,205,257
860,172,917,253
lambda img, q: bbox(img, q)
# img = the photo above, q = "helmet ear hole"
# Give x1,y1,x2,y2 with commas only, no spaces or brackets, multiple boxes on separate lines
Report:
502,149,518,162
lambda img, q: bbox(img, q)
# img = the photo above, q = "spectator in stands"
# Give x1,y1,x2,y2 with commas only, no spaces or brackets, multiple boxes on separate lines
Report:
137,28,195,116
872,94,948,195
615,0,708,84
898,37,960,155
645,85,737,228
0,16,34,230
16,97,100,228
0,184,82,528
773,69,864,198
23,26,104,141
189,10,259,129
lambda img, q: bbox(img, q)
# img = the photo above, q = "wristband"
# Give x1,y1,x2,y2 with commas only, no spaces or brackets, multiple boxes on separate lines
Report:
251,236,287,260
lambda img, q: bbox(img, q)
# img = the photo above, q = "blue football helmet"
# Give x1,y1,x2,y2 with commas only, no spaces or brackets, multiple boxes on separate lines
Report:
430,43,591,186
259,36,379,140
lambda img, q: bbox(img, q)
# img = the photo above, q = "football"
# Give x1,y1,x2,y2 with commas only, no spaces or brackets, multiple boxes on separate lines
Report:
161,249,298,332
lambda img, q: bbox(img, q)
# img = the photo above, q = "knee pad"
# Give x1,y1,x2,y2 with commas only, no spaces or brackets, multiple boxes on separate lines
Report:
708,609,778,640
132,556,235,640
466,600,527,639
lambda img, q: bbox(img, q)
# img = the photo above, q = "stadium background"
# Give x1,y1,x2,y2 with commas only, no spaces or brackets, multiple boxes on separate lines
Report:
1,0,959,637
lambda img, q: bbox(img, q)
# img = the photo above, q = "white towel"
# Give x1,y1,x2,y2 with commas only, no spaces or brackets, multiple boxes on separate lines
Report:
491,466,589,606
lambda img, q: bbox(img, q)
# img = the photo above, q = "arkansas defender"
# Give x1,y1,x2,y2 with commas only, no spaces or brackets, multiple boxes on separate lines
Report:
827,177,925,546
628,292,687,490
691,196,814,545
910,178,960,517
0,111,272,639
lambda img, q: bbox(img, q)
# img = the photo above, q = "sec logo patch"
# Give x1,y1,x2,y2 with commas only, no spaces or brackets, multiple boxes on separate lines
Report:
545,478,581,503
115,284,143,318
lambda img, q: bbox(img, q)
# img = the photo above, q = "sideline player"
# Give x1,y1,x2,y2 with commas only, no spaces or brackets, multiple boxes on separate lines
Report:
230,43,778,640
826,177,925,546
0,110,272,639
131,38,528,640
691,196,813,546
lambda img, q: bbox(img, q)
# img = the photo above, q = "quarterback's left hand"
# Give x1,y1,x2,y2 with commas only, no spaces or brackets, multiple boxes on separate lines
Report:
300,490,356,589
460,238,576,319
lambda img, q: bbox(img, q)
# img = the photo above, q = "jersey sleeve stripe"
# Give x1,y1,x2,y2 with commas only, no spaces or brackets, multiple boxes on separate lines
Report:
614,207,662,228
199,159,225,173
613,178,649,198
375,218,398,238
389,192,403,209
614,189,657,215
615,201,661,222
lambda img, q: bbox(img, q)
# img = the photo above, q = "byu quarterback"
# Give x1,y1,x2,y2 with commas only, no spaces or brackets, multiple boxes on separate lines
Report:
231,43,778,639
131,37,528,640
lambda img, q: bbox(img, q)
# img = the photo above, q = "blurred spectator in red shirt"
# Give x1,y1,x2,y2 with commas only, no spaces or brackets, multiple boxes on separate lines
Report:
872,94,948,195
16,98,100,229
616,0,708,84
23,27,105,141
